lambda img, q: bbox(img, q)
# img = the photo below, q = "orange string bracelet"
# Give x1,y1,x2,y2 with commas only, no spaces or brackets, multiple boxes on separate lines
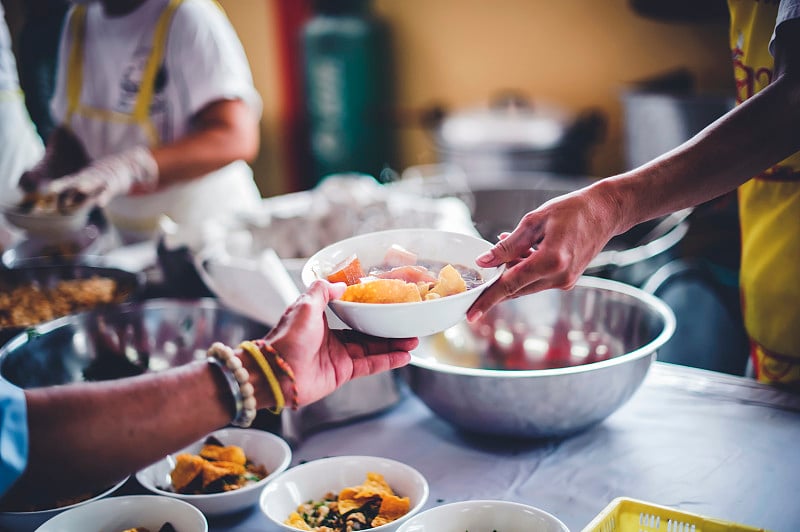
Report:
255,339,299,410
239,340,285,415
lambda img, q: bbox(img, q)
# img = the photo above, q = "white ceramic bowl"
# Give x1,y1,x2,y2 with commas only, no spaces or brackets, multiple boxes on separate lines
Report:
301,228,503,338
35,495,207,532
260,455,429,532
396,500,571,532
1,190,93,239
0,476,128,531
136,428,292,517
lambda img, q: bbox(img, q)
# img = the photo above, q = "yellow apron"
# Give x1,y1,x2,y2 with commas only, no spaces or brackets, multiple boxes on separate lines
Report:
729,0,800,389
65,0,260,242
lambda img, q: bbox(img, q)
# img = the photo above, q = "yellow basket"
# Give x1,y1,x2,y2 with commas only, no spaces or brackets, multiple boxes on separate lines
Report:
581,497,770,532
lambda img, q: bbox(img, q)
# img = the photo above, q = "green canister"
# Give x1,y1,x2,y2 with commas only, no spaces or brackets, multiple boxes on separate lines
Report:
301,0,395,184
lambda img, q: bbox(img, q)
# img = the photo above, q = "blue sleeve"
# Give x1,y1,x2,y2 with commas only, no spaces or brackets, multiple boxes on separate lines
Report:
0,379,28,498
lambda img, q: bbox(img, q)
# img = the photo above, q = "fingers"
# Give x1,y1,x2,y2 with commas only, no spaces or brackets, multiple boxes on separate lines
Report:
334,330,417,378
350,351,411,379
476,213,542,267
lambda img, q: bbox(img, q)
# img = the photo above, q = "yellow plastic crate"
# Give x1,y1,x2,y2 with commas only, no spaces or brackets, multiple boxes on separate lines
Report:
581,497,770,532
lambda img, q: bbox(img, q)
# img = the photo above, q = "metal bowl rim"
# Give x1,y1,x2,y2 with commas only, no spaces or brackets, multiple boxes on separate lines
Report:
409,275,676,378
0,297,244,358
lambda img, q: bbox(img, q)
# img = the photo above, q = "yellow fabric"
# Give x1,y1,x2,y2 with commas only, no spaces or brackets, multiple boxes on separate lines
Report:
728,0,800,386
64,0,184,147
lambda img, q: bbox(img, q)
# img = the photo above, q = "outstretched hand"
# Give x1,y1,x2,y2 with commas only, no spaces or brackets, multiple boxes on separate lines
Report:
467,186,620,322
264,280,418,407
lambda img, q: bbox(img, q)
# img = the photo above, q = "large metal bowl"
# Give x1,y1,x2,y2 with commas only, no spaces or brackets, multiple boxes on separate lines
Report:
403,276,675,439
0,298,269,389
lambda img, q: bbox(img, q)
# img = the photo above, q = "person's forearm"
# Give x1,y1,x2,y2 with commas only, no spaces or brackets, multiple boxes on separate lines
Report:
13,360,232,498
597,71,800,235
150,99,259,188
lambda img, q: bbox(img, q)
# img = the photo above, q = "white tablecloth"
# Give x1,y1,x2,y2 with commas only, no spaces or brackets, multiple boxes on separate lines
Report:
195,362,800,531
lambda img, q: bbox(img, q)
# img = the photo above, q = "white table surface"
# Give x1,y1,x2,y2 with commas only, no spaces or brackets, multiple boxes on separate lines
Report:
196,362,800,532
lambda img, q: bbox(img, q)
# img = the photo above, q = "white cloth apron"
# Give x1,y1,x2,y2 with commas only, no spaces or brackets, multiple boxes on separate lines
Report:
0,90,44,196
65,0,260,242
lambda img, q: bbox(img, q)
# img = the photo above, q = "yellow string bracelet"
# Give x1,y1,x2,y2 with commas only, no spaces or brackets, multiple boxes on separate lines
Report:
239,340,285,415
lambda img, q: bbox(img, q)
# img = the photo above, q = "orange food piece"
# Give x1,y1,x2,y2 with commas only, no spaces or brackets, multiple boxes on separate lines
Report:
170,454,205,493
373,493,411,527
199,444,246,465
341,279,422,303
326,254,365,286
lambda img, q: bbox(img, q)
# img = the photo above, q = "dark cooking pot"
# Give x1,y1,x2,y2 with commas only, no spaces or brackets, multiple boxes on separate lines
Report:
468,173,690,287
0,257,145,347
424,91,606,183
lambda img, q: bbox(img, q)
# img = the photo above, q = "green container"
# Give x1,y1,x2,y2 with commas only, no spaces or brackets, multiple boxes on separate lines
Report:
302,0,395,184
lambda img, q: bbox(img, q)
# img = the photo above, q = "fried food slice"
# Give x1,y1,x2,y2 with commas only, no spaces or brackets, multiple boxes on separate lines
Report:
373,493,411,527
285,512,313,530
341,279,422,304
199,444,247,465
339,472,395,514
201,460,246,489
170,454,205,493
427,264,467,299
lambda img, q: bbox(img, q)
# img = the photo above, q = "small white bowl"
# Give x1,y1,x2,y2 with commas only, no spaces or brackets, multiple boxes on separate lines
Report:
0,476,128,531
35,495,208,532
1,190,93,239
136,428,292,517
396,500,571,532
260,455,429,532
301,228,503,338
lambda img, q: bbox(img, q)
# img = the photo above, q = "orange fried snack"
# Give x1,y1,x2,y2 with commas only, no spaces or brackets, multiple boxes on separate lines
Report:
170,454,205,493
341,278,422,304
285,513,313,530
373,493,411,527
201,460,246,489
199,443,247,465
338,472,410,527
326,254,365,286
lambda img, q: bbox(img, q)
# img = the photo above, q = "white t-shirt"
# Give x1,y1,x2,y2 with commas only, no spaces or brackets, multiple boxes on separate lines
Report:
50,0,262,148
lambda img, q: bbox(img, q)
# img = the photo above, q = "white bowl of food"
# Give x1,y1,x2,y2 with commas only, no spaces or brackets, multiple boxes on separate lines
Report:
136,428,292,517
260,455,429,532
35,495,208,532
1,189,93,239
301,228,503,338
0,476,129,531
396,500,570,532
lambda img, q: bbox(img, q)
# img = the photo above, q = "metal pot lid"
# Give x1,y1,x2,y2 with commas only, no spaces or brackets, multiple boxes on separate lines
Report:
436,94,570,152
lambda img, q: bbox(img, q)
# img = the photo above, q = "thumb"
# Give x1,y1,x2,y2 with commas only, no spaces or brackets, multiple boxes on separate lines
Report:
306,279,345,307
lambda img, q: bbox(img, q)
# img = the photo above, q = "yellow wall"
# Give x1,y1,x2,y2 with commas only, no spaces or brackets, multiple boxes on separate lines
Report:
223,0,733,194
372,0,734,178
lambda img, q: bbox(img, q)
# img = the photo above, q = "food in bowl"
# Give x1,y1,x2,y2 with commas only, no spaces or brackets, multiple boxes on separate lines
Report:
260,455,429,532
285,471,410,531
166,435,268,495
119,524,176,532
395,500,570,532
324,244,484,304
0,276,125,328
301,229,503,338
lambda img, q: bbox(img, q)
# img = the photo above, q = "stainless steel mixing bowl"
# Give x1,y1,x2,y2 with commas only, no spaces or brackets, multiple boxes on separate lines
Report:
0,298,269,389
403,276,676,439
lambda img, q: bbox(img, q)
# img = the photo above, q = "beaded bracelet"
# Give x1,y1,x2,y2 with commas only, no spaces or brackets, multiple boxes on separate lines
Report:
239,340,285,415
207,341,257,428
255,339,299,410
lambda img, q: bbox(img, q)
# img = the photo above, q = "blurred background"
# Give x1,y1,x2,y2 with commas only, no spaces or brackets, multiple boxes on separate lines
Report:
2,0,735,196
